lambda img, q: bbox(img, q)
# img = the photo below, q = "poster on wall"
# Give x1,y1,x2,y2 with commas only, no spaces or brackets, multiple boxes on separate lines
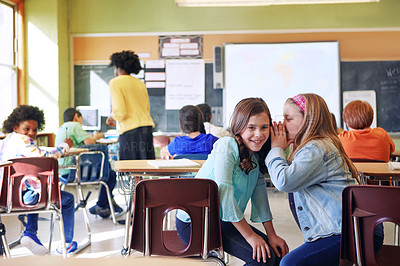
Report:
343,90,377,129
165,59,205,110
159,35,203,59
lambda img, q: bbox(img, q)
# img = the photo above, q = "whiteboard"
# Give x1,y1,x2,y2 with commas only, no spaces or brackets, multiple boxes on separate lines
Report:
223,42,341,128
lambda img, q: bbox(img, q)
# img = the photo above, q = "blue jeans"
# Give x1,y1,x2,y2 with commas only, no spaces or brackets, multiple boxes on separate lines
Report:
67,144,117,208
25,190,75,243
280,235,341,266
96,170,117,208
176,218,281,266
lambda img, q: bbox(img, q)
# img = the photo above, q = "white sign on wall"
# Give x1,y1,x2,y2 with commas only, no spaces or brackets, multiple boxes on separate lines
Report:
343,90,377,129
165,59,205,110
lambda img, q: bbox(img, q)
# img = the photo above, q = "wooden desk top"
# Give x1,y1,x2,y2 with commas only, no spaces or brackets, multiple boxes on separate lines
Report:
96,138,118,144
114,159,205,174
0,161,12,168
1,256,204,266
354,162,400,177
63,147,90,156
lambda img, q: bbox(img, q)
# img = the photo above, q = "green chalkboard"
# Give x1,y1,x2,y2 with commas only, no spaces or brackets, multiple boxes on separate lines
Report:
341,61,400,133
73,63,223,132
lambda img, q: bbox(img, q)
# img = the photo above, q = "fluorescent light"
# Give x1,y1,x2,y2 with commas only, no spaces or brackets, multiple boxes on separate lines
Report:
175,0,379,7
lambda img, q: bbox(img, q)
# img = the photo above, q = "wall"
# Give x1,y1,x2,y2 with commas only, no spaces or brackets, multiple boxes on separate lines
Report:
68,0,400,34
73,31,400,63
24,0,70,132
23,0,400,132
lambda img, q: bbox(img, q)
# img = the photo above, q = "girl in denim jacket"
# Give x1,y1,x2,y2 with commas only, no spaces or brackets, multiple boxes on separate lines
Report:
266,93,359,266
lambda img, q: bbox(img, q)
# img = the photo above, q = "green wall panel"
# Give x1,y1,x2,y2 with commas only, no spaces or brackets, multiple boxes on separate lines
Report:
69,0,400,34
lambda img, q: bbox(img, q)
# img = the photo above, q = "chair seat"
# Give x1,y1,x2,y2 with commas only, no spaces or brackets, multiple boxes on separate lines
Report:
376,245,400,266
163,231,188,253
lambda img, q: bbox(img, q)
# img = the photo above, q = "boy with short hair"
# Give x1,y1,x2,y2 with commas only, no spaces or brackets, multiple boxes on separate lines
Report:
56,108,122,218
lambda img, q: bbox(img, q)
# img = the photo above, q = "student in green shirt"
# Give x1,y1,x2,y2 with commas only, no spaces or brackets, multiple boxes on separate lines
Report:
56,108,122,218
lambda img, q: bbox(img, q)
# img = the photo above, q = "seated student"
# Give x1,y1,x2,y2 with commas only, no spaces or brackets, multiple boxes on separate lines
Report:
0,105,77,255
55,107,123,218
339,100,395,162
339,100,389,251
177,98,288,265
196,103,231,138
161,105,218,159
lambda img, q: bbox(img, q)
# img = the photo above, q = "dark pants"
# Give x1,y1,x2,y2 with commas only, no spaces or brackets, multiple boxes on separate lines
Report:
119,126,155,160
279,235,341,266
25,190,75,243
176,218,280,266
96,170,117,208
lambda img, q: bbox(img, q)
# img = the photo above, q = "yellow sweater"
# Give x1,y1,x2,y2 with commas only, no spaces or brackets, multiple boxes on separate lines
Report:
109,75,154,134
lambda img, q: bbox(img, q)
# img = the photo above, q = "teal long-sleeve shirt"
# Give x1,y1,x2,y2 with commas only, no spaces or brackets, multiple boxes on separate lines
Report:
177,137,273,223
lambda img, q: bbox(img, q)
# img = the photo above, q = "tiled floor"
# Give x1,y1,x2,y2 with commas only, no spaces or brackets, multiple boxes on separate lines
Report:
2,186,396,265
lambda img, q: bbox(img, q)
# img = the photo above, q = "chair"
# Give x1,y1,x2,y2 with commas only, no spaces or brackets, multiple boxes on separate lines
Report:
129,178,225,265
61,148,117,252
0,157,67,257
340,185,400,266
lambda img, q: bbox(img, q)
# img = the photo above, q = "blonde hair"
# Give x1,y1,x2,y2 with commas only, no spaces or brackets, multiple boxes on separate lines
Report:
287,93,359,183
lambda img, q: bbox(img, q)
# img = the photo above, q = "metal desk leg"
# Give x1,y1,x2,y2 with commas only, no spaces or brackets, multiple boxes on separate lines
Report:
121,175,142,256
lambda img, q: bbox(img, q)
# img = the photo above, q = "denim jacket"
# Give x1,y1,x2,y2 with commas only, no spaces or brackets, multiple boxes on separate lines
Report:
266,139,354,242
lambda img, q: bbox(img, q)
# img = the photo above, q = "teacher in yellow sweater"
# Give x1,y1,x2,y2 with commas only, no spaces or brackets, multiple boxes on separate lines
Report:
106,50,155,160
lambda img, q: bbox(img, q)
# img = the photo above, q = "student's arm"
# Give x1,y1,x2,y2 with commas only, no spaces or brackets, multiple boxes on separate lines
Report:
83,132,103,145
232,219,271,263
20,135,72,159
263,220,289,258
160,146,172,159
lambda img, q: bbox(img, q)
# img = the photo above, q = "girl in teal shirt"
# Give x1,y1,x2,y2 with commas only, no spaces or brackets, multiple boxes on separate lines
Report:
176,98,288,265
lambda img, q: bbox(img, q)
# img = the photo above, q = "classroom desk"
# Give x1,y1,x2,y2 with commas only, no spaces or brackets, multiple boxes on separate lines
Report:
0,161,13,168
113,159,205,255
353,162,400,185
1,256,205,266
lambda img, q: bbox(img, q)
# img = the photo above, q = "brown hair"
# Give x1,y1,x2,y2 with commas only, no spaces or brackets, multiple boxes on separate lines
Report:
343,100,373,130
287,93,359,183
230,98,271,174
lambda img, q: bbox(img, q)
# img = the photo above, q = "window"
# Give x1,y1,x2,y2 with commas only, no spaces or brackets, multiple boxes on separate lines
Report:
0,0,18,125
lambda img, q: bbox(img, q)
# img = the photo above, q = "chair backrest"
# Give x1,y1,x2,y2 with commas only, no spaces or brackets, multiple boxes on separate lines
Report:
130,178,222,257
350,158,385,163
174,154,209,160
0,166,11,210
340,185,400,266
77,151,105,182
2,157,61,212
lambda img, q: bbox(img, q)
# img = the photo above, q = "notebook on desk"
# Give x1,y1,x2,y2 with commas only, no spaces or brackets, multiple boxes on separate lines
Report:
388,161,400,170
147,159,200,168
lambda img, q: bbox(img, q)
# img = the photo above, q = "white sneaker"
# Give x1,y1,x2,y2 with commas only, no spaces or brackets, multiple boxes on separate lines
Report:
21,235,49,255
